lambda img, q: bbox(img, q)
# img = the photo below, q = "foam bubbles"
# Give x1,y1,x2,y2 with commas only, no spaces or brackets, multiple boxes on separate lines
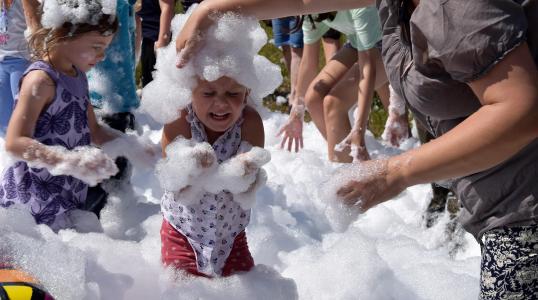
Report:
22,144,118,186
156,137,271,209
41,0,117,29
139,8,282,124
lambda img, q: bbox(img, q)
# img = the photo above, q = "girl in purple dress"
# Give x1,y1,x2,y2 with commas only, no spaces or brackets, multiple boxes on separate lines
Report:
0,3,137,232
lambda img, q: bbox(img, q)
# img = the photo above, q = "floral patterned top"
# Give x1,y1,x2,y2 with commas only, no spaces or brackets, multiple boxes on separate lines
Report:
161,104,251,277
0,61,91,231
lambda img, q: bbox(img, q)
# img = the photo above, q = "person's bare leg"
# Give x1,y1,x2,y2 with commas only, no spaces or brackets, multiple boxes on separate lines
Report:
321,37,340,63
323,63,361,162
325,48,386,163
304,46,357,138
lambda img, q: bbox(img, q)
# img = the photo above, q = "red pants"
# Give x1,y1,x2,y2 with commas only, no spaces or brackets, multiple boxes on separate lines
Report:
160,219,254,277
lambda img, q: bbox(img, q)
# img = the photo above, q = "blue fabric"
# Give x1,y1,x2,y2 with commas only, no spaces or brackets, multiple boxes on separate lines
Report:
271,17,304,48
0,56,29,133
87,0,139,113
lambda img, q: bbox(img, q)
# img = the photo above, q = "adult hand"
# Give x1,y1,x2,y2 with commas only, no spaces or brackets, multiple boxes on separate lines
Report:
175,5,211,68
336,159,406,212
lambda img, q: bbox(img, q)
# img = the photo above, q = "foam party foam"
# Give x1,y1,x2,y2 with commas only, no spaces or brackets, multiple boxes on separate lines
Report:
0,113,483,299
41,0,117,29
139,6,283,124
157,137,271,209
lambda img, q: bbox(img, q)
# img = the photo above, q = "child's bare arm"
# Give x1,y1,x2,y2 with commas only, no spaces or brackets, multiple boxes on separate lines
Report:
241,105,264,148
86,103,119,146
5,71,56,162
161,109,191,157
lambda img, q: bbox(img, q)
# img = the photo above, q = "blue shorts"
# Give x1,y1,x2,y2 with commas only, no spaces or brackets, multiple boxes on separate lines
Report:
271,17,304,48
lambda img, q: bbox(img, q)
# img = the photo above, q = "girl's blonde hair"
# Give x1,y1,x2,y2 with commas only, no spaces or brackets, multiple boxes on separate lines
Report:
28,12,119,61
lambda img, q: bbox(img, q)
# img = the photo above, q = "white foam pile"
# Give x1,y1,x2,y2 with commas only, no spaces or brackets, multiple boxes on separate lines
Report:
0,116,482,299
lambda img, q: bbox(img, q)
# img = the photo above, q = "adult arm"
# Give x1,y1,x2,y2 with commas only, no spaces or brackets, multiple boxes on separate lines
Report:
339,43,538,210
155,0,176,49
175,0,374,66
395,42,538,186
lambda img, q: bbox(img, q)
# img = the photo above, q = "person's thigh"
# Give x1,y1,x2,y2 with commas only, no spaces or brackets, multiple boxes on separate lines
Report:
308,46,357,98
325,62,360,111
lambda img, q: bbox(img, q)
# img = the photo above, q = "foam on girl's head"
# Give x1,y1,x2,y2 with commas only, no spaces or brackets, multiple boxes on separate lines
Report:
41,0,117,29
140,6,283,124
29,0,118,61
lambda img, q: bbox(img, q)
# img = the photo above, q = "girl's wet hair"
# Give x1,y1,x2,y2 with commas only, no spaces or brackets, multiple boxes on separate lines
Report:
28,12,118,61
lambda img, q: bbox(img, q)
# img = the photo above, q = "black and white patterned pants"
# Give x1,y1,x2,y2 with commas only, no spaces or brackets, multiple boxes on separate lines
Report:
480,225,538,300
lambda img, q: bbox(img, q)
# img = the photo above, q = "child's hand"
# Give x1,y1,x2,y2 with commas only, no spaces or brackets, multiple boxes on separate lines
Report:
382,112,409,147
157,137,217,193
204,146,270,195
62,148,118,186
277,104,305,152
192,146,216,169
233,168,268,210
335,129,370,162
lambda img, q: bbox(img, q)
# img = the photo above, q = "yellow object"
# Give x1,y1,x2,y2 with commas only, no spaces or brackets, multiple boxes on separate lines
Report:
3,285,33,300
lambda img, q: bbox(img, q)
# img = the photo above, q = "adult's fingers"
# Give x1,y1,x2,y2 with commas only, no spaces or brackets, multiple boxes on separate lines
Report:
287,136,293,152
280,135,288,149
276,126,285,137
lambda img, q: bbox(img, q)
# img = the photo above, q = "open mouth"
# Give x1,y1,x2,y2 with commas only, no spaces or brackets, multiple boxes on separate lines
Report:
210,112,231,121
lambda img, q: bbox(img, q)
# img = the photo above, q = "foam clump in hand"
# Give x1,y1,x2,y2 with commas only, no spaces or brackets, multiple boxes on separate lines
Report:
23,144,118,186
139,6,282,124
156,138,270,209
322,161,387,232
156,137,217,197
41,0,117,29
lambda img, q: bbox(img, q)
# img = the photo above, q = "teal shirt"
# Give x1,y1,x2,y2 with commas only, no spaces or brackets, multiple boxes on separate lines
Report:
302,7,382,51
88,0,139,112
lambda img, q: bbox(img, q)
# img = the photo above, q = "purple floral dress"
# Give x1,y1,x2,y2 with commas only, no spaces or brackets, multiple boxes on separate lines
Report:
0,61,91,231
